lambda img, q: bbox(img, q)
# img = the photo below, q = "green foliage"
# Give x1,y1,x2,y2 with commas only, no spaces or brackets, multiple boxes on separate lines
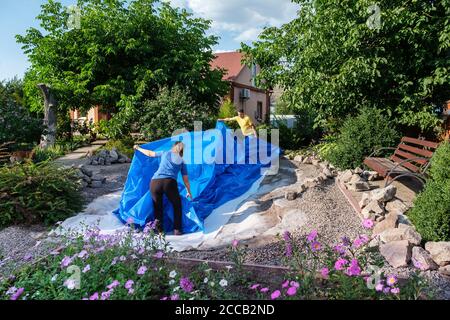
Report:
139,86,215,141
32,145,66,163
409,141,450,241
18,0,228,134
218,99,237,119
242,0,448,133
324,108,400,169
274,97,293,115
0,162,84,228
100,137,135,159
0,79,43,146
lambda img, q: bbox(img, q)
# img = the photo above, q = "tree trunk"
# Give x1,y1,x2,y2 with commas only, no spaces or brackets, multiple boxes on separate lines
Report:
37,84,57,148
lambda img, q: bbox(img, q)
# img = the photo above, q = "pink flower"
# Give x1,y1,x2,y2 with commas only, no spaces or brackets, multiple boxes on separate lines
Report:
320,267,329,278
282,231,292,242
362,219,374,229
126,217,134,225
290,281,300,288
180,277,194,293
161,297,168,300
271,290,281,300
83,264,91,273
60,256,72,268
171,294,179,300
107,280,120,290
153,251,164,259
282,280,290,288
260,287,269,293
89,292,99,300
334,258,348,271
78,250,88,259
101,290,113,300
250,284,260,290
390,288,400,294
353,235,369,248
307,230,318,242
386,275,398,287
125,280,134,290
285,243,293,257
128,288,135,295
286,286,297,296
137,266,147,275
10,288,24,300
334,244,346,255
375,282,384,292
310,241,322,252
232,239,239,248
345,259,361,276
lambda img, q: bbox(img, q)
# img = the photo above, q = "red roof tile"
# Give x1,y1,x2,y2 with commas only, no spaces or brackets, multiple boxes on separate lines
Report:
210,51,245,80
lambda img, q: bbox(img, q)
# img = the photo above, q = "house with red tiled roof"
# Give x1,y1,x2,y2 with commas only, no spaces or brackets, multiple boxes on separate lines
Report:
211,51,270,124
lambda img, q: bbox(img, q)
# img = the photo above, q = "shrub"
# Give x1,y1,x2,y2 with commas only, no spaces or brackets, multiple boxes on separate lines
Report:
139,86,215,141
218,99,237,119
409,141,450,241
0,162,84,228
325,108,400,169
100,137,135,159
32,145,66,163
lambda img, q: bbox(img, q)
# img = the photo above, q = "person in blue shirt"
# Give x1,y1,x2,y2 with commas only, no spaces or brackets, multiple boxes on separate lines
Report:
133,141,192,236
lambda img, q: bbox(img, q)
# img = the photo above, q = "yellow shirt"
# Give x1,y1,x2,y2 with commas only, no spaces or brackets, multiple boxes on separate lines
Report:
232,115,254,136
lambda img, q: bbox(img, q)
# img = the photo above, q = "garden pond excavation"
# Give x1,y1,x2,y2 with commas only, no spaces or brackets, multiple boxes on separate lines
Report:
1,156,450,299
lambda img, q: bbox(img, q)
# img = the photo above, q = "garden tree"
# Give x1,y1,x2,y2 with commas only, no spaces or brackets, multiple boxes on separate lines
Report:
17,0,228,138
0,79,43,146
242,0,450,134
37,84,57,147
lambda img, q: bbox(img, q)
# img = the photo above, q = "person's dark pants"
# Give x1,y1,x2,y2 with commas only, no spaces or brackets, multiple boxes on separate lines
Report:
150,178,182,232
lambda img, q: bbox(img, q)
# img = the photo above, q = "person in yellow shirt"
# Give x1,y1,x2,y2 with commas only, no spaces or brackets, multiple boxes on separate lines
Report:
218,109,258,137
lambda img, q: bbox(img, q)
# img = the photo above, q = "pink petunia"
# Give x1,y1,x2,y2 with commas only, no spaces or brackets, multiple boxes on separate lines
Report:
320,267,329,278
153,251,164,259
310,241,322,252
250,284,260,290
386,275,398,287
271,290,281,300
125,280,134,290
260,287,269,293
282,280,290,288
232,239,239,248
171,294,180,300
375,282,384,292
290,281,300,288
82,264,91,273
107,280,120,290
10,288,24,301
89,292,99,300
307,230,318,242
286,286,297,296
334,258,348,271
362,219,374,229
345,259,361,276
137,266,147,275
60,256,72,268
390,288,400,294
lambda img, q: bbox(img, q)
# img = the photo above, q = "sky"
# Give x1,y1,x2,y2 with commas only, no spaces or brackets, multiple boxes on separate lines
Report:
0,0,299,80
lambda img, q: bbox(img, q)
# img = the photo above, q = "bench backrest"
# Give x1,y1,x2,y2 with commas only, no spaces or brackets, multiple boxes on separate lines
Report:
390,137,439,173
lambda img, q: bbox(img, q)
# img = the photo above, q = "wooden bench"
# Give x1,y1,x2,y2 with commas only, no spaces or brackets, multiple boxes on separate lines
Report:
363,137,439,187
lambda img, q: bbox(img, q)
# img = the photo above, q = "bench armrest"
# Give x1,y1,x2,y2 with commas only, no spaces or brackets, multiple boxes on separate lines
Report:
368,147,397,158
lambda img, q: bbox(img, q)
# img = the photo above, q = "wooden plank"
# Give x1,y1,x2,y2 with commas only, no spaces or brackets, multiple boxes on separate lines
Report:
397,143,434,158
401,137,439,149
394,149,428,165
391,155,421,172
364,157,389,177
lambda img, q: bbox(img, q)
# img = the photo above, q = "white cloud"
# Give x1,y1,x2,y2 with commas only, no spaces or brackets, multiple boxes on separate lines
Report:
168,0,299,43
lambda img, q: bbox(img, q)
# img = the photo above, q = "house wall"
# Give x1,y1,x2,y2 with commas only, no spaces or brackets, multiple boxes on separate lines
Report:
231,66,269,124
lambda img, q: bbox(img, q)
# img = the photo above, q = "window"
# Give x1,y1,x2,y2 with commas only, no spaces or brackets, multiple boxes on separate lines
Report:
256,101,263,121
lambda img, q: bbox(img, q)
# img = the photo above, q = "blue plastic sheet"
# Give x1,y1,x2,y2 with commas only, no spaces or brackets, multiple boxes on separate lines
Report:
114,122,280,234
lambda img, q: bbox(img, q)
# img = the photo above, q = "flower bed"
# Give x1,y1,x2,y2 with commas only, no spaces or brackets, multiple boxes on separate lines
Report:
0,223,431,300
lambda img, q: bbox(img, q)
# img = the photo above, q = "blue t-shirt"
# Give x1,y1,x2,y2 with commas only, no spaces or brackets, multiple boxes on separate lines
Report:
152,151,188,181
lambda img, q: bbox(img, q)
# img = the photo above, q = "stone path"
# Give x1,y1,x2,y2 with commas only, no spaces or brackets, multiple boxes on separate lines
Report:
55,140,107,165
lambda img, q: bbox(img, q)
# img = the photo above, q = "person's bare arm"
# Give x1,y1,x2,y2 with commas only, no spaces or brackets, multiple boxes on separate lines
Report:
133,145,158,157
218,117,234,122
182,175,192,199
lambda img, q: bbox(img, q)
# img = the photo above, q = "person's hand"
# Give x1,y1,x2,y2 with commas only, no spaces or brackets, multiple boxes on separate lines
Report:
186,191,192,199
133,144,139,150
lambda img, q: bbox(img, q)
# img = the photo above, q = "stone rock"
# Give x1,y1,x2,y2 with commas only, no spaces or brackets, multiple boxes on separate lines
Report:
397,214,413,227
298,184,306,193
319,173,328,181
439,265,450,276
294,155,304,163
78,165,93,177
385,199,409,215
304,178,317,188
361,200,384,219
323,168,333,178
375,215,385,222
347,181,371,192
340,170,353,183
81,180,89,189
117,157,127,164
91,160,99,166
379,227,422,246
380,240,412,268
285,191,297,201
373,213,398,235
126,157,132,163
98,158,105,165
354,167,363,174
425,242,450,267
97,150,109,159
362,170,379,181
302,157,312,164
349,174,363,184
359,192,370,209
368,237,380,249
412,246,438,271
82,175,91,183
109,149,119,162
370,185,397,202
90,181,103,188
311,159,320,167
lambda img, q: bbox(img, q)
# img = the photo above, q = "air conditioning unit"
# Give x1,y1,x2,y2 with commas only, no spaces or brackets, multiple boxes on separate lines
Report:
240,88,251,100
